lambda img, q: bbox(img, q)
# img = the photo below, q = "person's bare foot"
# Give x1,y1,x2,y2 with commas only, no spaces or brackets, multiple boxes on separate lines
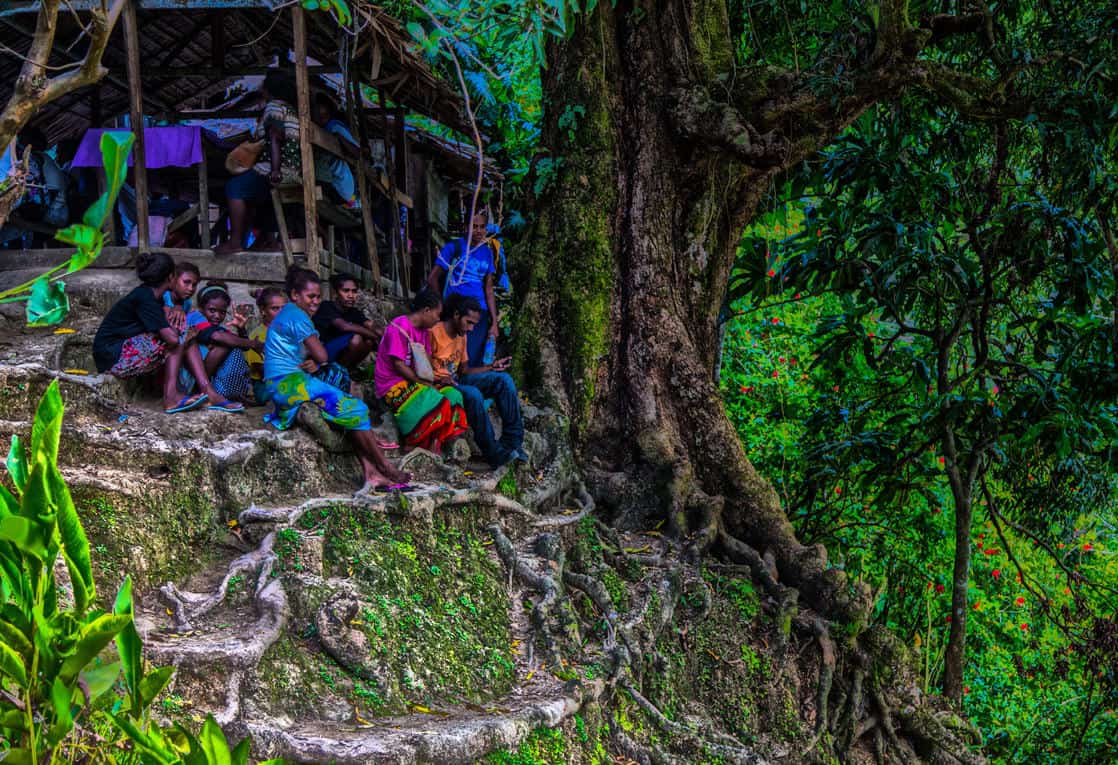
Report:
249,236,281,252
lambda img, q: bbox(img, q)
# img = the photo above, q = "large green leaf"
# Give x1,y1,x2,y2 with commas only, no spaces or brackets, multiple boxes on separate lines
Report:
46,676,75,746
6,435,27,494
0,748,34,764
82,132,135,229
30,380,63,472
199,715,233,765
49,464,94,613
0,516,48,561
25,276,70,327
0,618,32,659
54,223,105,274
0,640,27,685
230,737,251,765
0,709,28,731
139,665,175,709
113,575,143,717
112,714,180,765
79,660,122,705
58,613,132,685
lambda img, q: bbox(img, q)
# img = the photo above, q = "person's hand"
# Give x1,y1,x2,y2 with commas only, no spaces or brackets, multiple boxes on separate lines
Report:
488,321,499,339
228,311,247,330
435,375,455,388
251,339,265,352
268,169,283,185
165,306,186,332
299,359,319,374
492,356,511,372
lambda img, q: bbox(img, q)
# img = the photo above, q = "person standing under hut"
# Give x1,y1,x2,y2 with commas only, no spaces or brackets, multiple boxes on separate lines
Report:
264,265,409,491
93,252,222,414
214,71,302,255
425,212,500,367
374,290,468,454
430,294,527,468
314,273,382,376
178,282,258,410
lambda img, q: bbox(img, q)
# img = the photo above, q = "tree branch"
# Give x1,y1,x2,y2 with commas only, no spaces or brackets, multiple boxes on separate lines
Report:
0,0,126,150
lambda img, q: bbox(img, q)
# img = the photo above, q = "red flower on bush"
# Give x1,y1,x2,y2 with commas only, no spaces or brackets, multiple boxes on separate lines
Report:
983,548,999,556
946,615,952,623
771,317,780,324
1020,623,1029,631
992,569,1001,579
935,583,945,594
1083,543,1093,552
1015,596,1026,606
963,686,970,695
767,269,776,277
771,371,779,378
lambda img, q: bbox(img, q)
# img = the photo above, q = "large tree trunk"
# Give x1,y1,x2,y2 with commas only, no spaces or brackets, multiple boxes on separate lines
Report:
515,0,876,623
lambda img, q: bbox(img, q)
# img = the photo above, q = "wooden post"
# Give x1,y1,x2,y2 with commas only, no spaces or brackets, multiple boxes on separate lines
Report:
292,6,319,274
197,157,210,249
346,63,382,294
122,0,149,251
378,89,403,295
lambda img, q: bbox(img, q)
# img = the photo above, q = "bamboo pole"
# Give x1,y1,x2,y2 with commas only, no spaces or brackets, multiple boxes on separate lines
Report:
346,62,382,294
292,6,319,274
122,0,149,250
378,89,403,295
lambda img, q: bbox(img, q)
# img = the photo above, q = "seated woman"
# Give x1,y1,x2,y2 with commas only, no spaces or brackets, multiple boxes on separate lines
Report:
264,265,409,491
93,251,222,414
373,290,468,454
214,71,301,255
178,283,259,410
245,286,286,405
313,273,381,374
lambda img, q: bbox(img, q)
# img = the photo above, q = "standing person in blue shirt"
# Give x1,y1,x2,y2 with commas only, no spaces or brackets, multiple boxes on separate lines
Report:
426,212,500,367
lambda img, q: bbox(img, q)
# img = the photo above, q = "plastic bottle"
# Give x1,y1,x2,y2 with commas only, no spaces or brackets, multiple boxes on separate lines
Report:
483,337,496,365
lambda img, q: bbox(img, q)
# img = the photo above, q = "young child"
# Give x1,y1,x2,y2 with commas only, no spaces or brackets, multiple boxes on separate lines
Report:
93,252,222,414
245,286,286,404
313,273,382,374
179,282,260,411
162,261,199,326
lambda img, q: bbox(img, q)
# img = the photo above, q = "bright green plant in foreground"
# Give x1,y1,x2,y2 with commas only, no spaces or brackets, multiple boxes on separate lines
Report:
0,380,283,764
0,132,133,327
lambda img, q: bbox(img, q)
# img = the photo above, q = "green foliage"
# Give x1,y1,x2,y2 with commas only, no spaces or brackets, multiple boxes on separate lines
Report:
0,132,134,327
0,382,281,764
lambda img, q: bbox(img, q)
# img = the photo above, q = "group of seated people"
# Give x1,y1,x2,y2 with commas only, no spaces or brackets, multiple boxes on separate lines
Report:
92,230,525,492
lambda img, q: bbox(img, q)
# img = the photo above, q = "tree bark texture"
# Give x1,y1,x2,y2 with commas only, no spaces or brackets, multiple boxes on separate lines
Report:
512,0,921,624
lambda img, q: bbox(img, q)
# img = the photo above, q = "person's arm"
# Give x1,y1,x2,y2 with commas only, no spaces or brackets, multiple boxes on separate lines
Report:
331,317,378,340
208,328,264,352
484,273,498,338
461,356,511,376
426,264,446,296
298,334,329,373
157,326,180,347
267,124,284,185
391,356,423,384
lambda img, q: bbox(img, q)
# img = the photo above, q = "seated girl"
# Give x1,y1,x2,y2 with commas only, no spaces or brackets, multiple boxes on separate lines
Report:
245,286,286,405
373,290,468,454
264,265,409,491
93,251,222,414
178,282,258,411
162,261,199,336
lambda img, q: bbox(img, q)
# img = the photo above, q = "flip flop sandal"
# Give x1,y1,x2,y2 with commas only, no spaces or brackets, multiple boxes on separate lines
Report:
374,482,413,493
376,440,400,450
164,393,209,414
208,399,245,412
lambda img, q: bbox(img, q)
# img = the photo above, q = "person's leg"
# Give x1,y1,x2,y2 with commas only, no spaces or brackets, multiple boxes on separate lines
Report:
216,173,264,253
461,371,524,452
335,334,375,369
202,344,231,377
351,429,409,487
182,343,223,403
456,382,506,465
161,343,189,409
465,311,491,368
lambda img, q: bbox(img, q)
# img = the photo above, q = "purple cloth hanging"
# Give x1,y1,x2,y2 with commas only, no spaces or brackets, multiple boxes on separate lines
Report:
71,127,204,169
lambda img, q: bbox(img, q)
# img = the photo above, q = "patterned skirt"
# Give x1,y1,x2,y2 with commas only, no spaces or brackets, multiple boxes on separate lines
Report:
382,380,467,451
263,370,370,432
108,334,167,378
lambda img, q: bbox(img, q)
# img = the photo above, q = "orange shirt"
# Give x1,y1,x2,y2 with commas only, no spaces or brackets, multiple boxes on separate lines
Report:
429,322,468,379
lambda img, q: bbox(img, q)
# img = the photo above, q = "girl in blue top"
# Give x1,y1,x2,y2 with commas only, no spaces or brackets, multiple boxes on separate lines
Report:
263,265,409,492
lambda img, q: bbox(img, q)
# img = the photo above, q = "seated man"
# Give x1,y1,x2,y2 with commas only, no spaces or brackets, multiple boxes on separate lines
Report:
429,293,526,468
313,273,381,372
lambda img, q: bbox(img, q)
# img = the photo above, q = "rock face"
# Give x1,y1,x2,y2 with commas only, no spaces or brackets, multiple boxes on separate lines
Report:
0,268,967,765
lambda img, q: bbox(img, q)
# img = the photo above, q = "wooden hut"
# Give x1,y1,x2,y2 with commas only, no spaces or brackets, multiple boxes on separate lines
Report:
0,0,501,293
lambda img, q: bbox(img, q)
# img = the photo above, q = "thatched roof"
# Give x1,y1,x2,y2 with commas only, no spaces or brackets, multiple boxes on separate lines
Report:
0,0,468,143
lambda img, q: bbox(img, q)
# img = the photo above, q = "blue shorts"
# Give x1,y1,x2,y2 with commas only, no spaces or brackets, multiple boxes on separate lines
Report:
225,170,270,201
324,332,355,362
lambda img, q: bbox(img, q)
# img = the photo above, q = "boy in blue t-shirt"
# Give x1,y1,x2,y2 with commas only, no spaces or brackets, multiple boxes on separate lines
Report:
425,212,499,367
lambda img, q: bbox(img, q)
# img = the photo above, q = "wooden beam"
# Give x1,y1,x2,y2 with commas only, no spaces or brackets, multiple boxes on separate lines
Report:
122,0,149,250
142,64,341,78
155,12,210,69
197,159,210,248
210,14,225,69
378,88,403,296
347,53,381,294
292,6,319,274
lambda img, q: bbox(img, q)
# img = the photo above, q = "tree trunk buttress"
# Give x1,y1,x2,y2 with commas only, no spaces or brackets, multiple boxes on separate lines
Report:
514,0,871,624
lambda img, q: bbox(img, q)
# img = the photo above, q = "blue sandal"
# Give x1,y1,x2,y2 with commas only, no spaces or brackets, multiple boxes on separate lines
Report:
164,393,208,414
208,399,245,413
